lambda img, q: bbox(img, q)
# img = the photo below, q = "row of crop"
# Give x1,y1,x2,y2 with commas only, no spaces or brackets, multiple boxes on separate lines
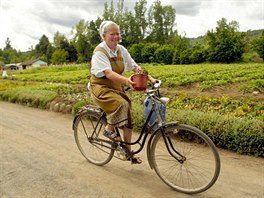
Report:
5,63,264,92
144,64,264,91
1,80,262,120
168,93,263,120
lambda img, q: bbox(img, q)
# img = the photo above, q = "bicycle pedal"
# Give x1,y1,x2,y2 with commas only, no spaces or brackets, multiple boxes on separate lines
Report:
111,142,118,149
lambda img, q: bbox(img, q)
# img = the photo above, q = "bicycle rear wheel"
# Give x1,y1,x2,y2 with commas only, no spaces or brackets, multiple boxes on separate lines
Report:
73,111,114,166
150,123,220,194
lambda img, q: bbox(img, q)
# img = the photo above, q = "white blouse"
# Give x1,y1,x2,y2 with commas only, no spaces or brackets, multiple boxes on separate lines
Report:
91,41,138,78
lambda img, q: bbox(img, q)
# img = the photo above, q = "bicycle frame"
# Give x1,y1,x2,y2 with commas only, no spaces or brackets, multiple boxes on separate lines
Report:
73,82,184,166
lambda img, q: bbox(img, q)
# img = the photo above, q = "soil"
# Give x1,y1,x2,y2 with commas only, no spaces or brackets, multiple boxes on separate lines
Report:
161,83,264,102
0,101,263,198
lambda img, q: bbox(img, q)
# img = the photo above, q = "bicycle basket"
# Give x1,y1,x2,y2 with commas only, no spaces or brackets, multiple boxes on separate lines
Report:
143,96,166,131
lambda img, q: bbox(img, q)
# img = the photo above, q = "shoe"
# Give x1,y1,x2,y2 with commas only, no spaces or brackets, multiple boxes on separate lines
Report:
103,130,121,142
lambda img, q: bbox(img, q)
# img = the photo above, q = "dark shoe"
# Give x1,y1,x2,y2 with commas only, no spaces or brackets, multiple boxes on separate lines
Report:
129,156,142,164
122,146,142,164
103,130,121,142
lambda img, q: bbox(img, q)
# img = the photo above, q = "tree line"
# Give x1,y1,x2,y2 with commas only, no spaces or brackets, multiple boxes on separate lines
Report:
0,0,263,66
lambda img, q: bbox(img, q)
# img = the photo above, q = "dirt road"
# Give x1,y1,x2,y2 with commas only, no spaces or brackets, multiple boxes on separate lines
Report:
0,101,263,198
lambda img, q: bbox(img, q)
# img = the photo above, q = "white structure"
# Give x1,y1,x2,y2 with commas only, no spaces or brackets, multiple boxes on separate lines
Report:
21,59,48,69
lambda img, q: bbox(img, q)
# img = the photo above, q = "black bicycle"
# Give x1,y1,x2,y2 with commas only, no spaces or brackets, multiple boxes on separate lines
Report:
72,80,221,194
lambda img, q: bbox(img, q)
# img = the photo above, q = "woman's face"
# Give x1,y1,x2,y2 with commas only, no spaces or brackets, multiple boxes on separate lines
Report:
104,25,120,50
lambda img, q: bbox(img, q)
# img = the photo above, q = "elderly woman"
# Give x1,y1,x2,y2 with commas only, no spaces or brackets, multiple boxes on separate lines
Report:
90,21,142,164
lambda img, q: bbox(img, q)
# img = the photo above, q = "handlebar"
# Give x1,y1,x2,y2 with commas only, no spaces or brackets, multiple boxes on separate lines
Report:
154,80,162,88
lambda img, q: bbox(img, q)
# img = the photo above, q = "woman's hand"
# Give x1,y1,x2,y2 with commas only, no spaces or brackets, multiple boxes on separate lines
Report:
148,75,157,84
127,75,136,90
134,65,142,73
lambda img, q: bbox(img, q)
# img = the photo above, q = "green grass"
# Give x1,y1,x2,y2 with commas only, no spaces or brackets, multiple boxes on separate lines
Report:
6,63,264,92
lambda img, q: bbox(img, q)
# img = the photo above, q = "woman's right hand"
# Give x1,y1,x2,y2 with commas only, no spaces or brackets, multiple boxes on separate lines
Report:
127,76,136,90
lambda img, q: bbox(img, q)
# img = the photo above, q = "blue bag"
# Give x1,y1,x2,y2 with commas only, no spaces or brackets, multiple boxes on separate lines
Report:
143,96,166,131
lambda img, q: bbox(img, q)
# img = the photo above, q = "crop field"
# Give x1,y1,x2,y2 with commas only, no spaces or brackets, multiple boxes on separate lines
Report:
1,63,263,156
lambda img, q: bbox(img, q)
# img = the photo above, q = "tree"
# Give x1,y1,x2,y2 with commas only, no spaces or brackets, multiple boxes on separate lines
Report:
154,44,174,64
252,30,264,60
4,38,12,50
148,0,176,44
172,35,189,64
0,38,19,64
134,0,148,40
141,43,160,63
35,35,51,59
53,32,66,49
128,42,145,63
73,19,91,63
51,49,69,65
205,18,245,63
53,32,77,63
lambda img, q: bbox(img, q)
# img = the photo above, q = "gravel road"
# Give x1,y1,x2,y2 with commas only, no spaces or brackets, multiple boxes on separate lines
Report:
0,101,263,198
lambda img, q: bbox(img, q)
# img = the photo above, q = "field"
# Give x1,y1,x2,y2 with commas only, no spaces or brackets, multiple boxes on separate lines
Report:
0,63,263,156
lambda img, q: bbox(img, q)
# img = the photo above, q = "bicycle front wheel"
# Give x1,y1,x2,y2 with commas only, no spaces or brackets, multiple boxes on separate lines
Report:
73,111,114,166
150,123,220,194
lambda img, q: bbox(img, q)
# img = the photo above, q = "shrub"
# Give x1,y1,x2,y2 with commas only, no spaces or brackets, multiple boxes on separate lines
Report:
168,109,264,156
128,43,145,63
154,45,174,64
141,43,160,63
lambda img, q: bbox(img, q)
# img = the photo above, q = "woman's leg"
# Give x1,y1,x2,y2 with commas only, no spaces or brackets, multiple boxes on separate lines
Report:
104,124,121,141
122,127,132,151
105,124,114,132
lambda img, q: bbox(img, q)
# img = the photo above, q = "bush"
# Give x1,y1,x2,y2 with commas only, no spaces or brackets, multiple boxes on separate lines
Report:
0,89,57,108
168,109,264,156
141,43,160,63
154,45,174,64
72,100,87,115
128,43,145,63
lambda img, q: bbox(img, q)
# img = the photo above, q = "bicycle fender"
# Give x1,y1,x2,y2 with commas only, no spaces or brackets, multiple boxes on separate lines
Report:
72,106,105,130
147,122,179,169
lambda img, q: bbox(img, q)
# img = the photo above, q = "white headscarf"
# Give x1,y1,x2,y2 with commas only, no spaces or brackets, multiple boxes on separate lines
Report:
99,20,120,40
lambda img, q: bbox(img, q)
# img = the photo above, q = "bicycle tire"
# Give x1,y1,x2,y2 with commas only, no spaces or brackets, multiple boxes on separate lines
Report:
150,123,220,194
73,111,114,166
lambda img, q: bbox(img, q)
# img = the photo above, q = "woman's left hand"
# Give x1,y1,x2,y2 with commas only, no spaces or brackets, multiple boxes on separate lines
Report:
134,65,142,73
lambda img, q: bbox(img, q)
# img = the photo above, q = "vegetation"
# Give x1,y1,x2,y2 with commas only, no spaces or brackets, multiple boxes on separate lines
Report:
0,0,263,67
0,63,263,156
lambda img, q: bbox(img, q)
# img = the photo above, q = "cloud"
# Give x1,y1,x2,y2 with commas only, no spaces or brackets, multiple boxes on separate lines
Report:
170,1,202,16
0,0,263,51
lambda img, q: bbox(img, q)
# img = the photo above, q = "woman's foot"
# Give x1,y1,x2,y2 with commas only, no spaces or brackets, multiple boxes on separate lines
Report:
122,146,142,164
129,156,142,164
103,130,121,142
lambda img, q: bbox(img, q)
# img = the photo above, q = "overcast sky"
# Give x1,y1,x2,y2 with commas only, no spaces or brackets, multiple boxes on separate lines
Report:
0,0,263,52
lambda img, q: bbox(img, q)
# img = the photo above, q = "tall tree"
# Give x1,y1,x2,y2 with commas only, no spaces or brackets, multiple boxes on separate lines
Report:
4,37,12,50
134,0,148,40
148,0,176,44
53,32,66,49
252,30,264,60
73,19,91,63
206,18,245,63
35,35,50,59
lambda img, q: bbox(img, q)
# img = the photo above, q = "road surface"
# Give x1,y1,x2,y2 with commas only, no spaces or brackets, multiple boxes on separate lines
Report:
0,101,263,198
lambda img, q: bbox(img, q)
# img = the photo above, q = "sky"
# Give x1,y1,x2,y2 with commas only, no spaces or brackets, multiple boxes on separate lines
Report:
0,0,263,52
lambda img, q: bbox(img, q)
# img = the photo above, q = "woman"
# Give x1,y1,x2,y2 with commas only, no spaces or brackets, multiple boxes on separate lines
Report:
90,21,142,164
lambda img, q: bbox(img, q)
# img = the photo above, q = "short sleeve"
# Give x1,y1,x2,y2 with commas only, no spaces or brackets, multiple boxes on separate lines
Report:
119,45,137,72
91,51,112,77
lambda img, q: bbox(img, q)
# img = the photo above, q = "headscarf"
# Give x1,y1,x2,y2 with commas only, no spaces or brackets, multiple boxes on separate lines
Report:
99,21,120,40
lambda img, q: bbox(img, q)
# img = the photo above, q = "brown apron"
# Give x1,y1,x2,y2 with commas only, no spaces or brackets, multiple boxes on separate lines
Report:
90,47,131,114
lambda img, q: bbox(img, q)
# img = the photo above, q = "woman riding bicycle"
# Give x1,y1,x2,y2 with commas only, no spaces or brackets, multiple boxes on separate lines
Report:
89,20,143,164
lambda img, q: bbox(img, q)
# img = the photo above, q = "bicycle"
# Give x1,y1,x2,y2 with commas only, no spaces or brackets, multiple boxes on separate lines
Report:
72,80,221,194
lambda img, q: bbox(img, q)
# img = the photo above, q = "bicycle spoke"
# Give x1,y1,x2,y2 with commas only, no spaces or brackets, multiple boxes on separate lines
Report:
151,124,220,194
